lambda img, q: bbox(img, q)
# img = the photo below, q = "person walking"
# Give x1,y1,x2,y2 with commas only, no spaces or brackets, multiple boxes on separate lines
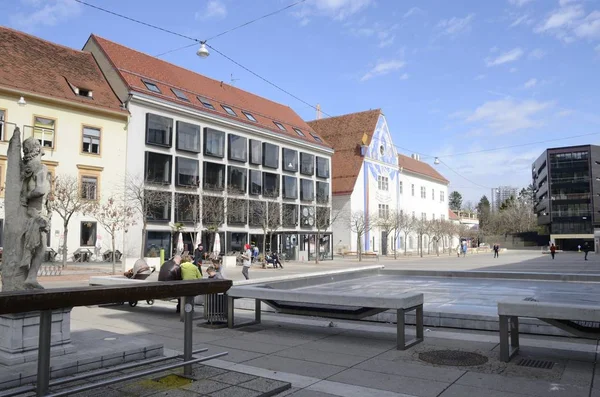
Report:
193,244,204,274
462,243,467,257
493,243,499,258
242,243,252,280
550,243,556,260
583,242,591,261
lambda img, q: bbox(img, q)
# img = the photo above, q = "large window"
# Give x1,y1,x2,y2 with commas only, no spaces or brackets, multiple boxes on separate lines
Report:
263,172,280,197
145,191,171,222
82,126,100,155
80,222,96,246
282,176,298,199
204,128,225,158
176,121,201,153
228,198,248,225
33,116,55,148
440,191,445,202
145,231,171,257
249,139,262,165
300,153,314,176
249,201,265,226
228,166,247,193
145,152,172,184
432,188,435,201
317,182,329,204
301,179,314,201
228,134,247,162
283,204,298,227
283,149,298,172
420,186,426,199
249,170,262,195
379,204,389,218
300,205,315,228
146,113,172,147
203,162,225,190
377,176,389,191
176,157,199,187
175,193,199,223
80,176,98,200
399,181,403,194
202,196,225,226
263,143,279,169
316,157,329,178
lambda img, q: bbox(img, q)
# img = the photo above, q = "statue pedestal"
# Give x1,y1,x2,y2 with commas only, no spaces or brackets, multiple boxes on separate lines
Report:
0,308,75,365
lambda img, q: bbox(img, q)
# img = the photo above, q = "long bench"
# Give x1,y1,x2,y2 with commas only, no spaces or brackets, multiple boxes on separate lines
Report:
498,297,600,362
226,286,424,350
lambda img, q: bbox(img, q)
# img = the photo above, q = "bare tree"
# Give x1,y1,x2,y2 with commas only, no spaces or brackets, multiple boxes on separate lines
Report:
400,214,415,256
126,174,171,257
443,221,460,255
349,211,373,261
173,192,201,252
313,203,346,263
376,208,397,258
91,195,135,274
413,219,430,258
51,175,96,267
430,220,446,256
202,194,225,256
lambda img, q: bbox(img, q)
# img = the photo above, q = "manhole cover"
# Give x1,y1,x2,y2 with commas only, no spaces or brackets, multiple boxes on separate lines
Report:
419,350,488,367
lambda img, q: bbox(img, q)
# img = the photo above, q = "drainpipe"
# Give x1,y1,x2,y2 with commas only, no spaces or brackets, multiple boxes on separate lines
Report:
122,96,132,270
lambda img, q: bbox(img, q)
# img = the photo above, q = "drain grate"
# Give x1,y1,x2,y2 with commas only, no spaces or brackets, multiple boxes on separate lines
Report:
523,297,538,302
517,358,554,369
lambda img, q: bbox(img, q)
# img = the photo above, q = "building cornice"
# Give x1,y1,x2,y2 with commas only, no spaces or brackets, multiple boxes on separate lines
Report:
129,93,334,156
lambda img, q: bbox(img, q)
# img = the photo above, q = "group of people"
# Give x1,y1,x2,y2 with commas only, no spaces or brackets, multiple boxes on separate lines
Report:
548,242,591,260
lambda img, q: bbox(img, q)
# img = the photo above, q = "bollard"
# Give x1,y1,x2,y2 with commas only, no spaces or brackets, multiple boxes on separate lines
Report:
160,248,165,265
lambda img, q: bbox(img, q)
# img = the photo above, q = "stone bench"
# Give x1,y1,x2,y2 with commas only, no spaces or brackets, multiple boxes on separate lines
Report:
226,286,424,350
498,298,600,362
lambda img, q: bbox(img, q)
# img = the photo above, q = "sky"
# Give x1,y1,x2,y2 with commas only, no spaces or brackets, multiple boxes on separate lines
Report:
1,0,600,204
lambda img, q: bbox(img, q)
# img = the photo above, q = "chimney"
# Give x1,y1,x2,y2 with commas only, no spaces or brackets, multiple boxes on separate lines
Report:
316,104,322,120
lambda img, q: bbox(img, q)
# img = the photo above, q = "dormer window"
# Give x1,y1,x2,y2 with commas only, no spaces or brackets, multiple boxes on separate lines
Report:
142,80,161,93
69,81,93,98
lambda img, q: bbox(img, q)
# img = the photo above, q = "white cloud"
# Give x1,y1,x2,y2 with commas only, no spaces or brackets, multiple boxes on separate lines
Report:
465,99,553,134
437,13,475,37
559,0,577,6
536,5,584,32
349,22,398,48
508,0,534,7
533,3,600,43
523,78,537,88
485,47,524,67
509,13,534,28
294,0,373,23
403,7,424,18
556,109,574,117
573,11,600,40
196,0,227,20
475,74,486,80
400,73,409,80
528,48,546,59
361,59,405,81
10,0,81,29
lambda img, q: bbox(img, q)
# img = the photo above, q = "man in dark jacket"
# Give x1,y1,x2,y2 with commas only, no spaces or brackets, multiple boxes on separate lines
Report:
193,244,204,272
583,242,591,261
158,255,182,312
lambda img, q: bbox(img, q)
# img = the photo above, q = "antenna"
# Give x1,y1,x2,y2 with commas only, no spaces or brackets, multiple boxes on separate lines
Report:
230,73,240,86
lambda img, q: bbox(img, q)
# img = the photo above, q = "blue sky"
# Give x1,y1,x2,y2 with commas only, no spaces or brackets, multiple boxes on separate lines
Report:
2,0,600,204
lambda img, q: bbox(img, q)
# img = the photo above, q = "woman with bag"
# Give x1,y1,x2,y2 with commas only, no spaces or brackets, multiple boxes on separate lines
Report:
242,244,252,280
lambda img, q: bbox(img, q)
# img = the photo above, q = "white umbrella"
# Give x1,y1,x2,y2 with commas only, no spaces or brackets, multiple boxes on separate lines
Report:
213,233,221,257
95,235,102,262
194,232,202,248
176,232,184,255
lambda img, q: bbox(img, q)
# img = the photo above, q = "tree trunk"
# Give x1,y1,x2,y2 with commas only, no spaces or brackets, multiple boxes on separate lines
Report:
393,234,397,259
262,231,267,266
111,233,116,275
140,220,147,258
357,234,362,261
315,231,320,264
404,232,408,255
420,235,423,258
62,224,69,268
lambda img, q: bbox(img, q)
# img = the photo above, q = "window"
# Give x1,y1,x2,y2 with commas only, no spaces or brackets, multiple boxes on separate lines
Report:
249,170,262,195
203,162,225,190
74,87,92,97
221,105,237,116
263,172,280,197
228,198,248,225
249,201,265,226
282,176,298,199
198,97,215,110
0,109,5,140
249,139,262,165
228,166,247,193
420,186,426,199
142,80,161,93
145,152,172,184
171,88,189,101
175,193,199,223
283,149,298,172
274,122,286,131
310,133,323,143
80,176,98,200
33,116,55,148
80,222,97,246
202,196,225,226
228,134,247,163
316,157,329,178
377,176,389,191
378,204,389,218
293,128,305,137
146,114,172,147
176,121,201,153
300,205,315,228
399,181,403,194
421,212,426,220
176,157,199,187
317,182,329,204
263,143,279,169
440,191,445,202
411,184,415,196
82,126,100,154
432,188,435,200
301,179,314,201
300,153,314,175
204,128,225,158
242,112,257,122
146,231,171,256
283,204,298,227
145,191,171,222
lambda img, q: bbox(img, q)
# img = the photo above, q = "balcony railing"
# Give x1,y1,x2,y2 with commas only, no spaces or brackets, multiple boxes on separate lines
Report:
551,211,592,218
551,193,591,201
550,176,589,184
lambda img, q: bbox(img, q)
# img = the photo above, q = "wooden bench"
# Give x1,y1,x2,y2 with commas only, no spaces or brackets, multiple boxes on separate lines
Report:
227,287,424,350
498,298,600,362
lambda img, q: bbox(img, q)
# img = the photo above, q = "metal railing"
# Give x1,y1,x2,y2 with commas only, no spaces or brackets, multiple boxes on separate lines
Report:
204,293,228,324
0,279,232,397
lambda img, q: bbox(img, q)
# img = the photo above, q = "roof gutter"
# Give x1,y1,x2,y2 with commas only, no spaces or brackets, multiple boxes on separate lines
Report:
0,85,128,119
130,92,335,155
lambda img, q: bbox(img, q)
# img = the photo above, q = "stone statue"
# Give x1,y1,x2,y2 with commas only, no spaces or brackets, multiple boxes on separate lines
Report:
0,127,50,291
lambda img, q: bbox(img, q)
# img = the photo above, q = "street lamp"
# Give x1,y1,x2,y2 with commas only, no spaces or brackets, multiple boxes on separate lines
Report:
17,96,26,106
196,42,209,58
434,157,440,165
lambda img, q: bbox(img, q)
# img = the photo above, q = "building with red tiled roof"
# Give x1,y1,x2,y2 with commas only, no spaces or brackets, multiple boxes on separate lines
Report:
0,27,128,261
308,109,451,256
85,35,333,260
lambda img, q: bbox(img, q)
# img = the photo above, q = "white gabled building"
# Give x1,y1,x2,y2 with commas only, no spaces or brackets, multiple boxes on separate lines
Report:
308,109,450,256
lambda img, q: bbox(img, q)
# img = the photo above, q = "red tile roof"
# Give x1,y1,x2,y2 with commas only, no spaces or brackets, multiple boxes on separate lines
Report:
398,154,449,184
449,210,459,220
89,35,329,148
0,27,124,113
307,109,381,195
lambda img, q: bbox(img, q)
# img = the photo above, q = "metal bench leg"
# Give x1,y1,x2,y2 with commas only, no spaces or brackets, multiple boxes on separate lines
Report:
510,316,520,350
37,310,52,396
499,315,519,362
255,299,261,324
397,305,424,350
183,296,194,376
396,308,406,349
227,296,235,328
415,304,424,341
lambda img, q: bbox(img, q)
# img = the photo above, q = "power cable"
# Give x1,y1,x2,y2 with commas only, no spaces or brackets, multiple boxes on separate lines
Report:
437,159,492,190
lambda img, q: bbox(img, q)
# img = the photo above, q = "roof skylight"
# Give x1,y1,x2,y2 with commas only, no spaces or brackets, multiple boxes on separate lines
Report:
293,128,305,137
273,122,286,131
311,133,323,143
221,105,237,116
142,80,161,93
198,97,215,110
243,112,257,122
171,88,189,101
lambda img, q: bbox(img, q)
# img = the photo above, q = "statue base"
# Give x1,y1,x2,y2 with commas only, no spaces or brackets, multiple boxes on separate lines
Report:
0,308,75,366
